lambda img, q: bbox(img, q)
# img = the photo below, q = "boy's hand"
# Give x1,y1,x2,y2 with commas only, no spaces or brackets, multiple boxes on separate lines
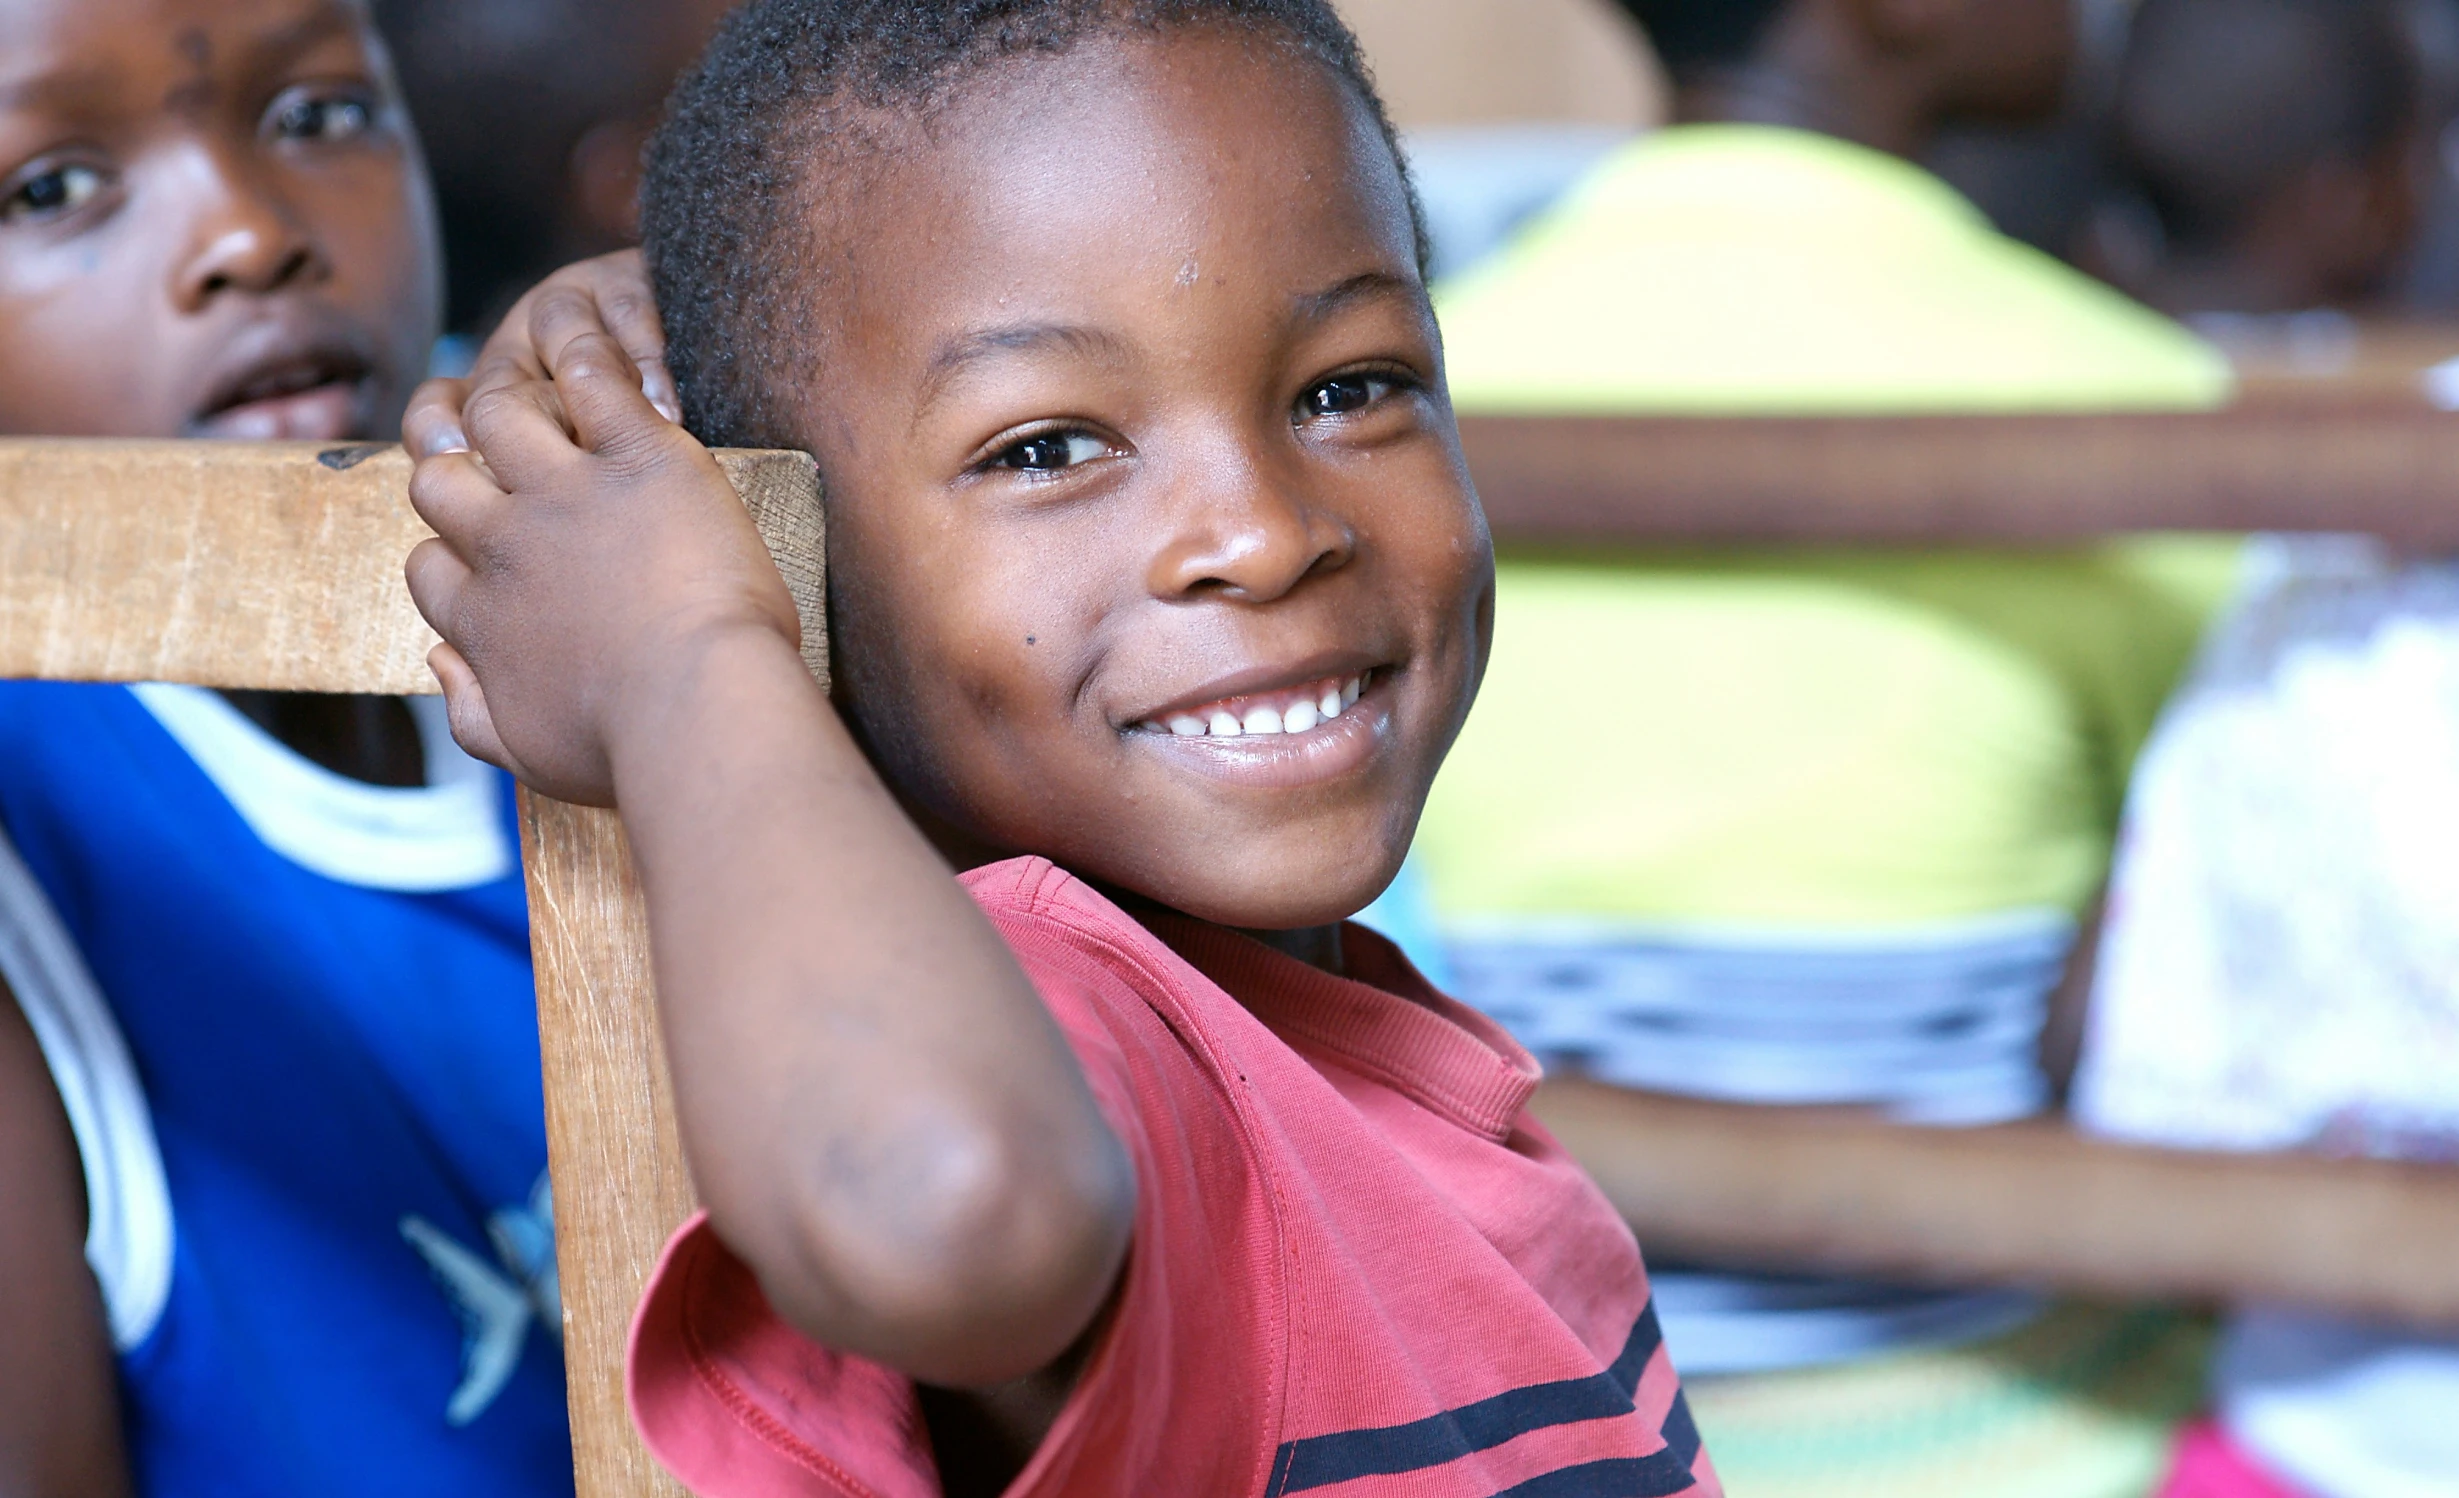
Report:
402,329,800,806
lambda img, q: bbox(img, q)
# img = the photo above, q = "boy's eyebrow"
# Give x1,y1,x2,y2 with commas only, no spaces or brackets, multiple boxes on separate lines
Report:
1294,270,1423,323
916,322,1132,416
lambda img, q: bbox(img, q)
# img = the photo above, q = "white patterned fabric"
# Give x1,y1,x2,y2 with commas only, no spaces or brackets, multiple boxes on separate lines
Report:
2075,539,2459,1160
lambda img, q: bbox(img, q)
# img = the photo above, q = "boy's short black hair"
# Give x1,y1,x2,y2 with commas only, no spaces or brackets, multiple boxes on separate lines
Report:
640,0,1427,450
1608,0,1790,77
2113,0,2420,252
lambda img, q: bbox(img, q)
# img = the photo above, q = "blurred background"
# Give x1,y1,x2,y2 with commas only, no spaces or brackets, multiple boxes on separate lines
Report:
361,0,2459,1492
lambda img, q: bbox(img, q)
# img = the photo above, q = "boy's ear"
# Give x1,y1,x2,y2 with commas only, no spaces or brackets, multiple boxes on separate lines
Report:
570,114,661,246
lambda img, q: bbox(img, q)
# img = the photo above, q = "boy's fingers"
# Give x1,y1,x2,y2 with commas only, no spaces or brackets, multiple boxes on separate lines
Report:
460,376,595,488
583,251,679,422
426,644,516,773
404,536,474,640
552,329,676,460
406,452,508,544
403,378,473,459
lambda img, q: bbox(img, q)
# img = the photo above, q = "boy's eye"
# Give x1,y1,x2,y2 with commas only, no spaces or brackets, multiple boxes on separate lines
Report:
267,89,376,144
1,162,107,224
1300,374,1393,421
993,431,1108,473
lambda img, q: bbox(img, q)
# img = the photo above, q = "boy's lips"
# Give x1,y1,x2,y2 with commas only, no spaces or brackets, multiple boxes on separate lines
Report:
1128,667,1394,789
187,349,375,441
1136,671,1366,740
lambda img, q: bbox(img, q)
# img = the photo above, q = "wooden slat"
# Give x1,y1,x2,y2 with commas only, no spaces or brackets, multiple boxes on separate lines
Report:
1460,409,2459,547
0,440,437,694
1534,1080,2459,1325
0,438,826,695
519,450,827,1498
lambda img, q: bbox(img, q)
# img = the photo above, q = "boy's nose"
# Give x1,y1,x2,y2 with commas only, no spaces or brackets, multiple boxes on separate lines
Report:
1147,457,1356,604
170,148,326,311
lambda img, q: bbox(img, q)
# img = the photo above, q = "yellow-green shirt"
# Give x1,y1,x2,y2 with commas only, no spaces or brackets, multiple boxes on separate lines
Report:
1417,126,2240,927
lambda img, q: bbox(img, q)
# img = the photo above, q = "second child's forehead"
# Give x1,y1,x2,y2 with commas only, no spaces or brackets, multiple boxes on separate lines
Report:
0,0,372,119
816,28,1420,391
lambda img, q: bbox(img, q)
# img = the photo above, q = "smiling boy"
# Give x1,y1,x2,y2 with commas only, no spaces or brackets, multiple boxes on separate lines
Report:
0,2,570,1493
406,3,1717,1495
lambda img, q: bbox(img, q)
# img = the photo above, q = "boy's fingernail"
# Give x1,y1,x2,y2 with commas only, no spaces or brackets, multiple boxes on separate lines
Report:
433,426,471,455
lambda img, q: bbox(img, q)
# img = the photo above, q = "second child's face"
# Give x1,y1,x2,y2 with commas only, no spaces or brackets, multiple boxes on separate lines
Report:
0,0,438,440
799,31,1494,932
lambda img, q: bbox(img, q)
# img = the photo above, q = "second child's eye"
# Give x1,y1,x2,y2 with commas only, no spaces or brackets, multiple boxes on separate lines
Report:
1,162,107,224
993,431,1108,473
268,89,376,145
1300,374,1395,421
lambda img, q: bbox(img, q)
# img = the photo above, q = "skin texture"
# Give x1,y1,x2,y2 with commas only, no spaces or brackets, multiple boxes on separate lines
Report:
1672,0,2075,157
406,28,1493,1491
0,1,439,1488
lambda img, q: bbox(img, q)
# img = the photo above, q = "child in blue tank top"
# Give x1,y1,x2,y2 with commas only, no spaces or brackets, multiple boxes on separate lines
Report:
0,1,569,1492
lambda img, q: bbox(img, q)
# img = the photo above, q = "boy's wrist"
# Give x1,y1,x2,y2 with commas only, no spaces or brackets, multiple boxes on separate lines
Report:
602,617,820,794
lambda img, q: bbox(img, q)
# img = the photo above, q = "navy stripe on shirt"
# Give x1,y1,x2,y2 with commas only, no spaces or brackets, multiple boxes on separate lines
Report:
1265,1302,1694,1497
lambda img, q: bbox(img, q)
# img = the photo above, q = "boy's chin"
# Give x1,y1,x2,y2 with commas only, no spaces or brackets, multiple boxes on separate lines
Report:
1131,844,1411,938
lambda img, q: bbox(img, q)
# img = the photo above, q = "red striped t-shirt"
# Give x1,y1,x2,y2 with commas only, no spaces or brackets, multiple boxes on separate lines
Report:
628,857,1718,1498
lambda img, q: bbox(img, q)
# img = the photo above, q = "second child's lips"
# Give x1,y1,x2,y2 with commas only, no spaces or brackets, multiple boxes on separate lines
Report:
187,381,364,442
187,341,376,442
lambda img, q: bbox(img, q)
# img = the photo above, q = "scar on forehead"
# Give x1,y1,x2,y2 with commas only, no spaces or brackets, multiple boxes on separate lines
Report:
164,29,217,116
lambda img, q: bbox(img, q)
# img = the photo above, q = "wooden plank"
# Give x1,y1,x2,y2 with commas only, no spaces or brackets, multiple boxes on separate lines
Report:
0,439,437,694
518,450,826,1498
1460,409,2459,548
1534,1080,2459,1325
0,438,827,695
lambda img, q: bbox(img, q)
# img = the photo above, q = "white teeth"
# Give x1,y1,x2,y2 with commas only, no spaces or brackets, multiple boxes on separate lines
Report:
1149,675,1368,738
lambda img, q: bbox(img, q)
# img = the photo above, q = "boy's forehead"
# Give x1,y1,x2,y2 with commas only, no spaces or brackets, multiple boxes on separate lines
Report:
810,30,1419,388
0,0,372,102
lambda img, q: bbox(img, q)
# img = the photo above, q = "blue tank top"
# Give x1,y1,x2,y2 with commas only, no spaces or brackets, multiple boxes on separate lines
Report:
0,680,573,1497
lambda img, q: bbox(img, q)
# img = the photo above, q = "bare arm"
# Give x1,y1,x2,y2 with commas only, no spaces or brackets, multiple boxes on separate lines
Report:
402,321,1133,1389
0,988,131,1498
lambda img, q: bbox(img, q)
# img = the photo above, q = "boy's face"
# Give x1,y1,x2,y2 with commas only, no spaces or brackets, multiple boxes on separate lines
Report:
796,31,1493,932
0,0,438,440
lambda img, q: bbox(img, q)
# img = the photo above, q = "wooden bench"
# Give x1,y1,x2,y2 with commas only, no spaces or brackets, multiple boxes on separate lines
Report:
2,419,2452,1495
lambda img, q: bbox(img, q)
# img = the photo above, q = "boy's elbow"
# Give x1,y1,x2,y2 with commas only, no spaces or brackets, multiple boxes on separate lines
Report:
721,1109,1135,1386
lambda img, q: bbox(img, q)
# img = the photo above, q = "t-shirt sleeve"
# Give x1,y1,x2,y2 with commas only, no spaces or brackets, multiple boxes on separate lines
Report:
626,912,1282,1497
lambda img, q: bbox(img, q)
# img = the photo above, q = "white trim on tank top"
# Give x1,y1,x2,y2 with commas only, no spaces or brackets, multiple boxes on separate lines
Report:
130,685,515,892
0,828,173,1351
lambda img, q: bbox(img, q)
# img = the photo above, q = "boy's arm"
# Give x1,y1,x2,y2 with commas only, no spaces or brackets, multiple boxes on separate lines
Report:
402,348,1135,1390
0,989,132,1497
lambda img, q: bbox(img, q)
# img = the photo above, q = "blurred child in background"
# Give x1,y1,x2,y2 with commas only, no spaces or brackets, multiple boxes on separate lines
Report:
0,0,572,1492
2067,5,2459,1494
1412,0,2246,1491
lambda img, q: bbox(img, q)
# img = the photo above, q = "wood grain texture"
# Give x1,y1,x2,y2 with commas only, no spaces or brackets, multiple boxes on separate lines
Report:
1460,409,2459,547
0,439,438,694
520,448,825,1498
1534,1080,2459,1325
0,440,826,697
